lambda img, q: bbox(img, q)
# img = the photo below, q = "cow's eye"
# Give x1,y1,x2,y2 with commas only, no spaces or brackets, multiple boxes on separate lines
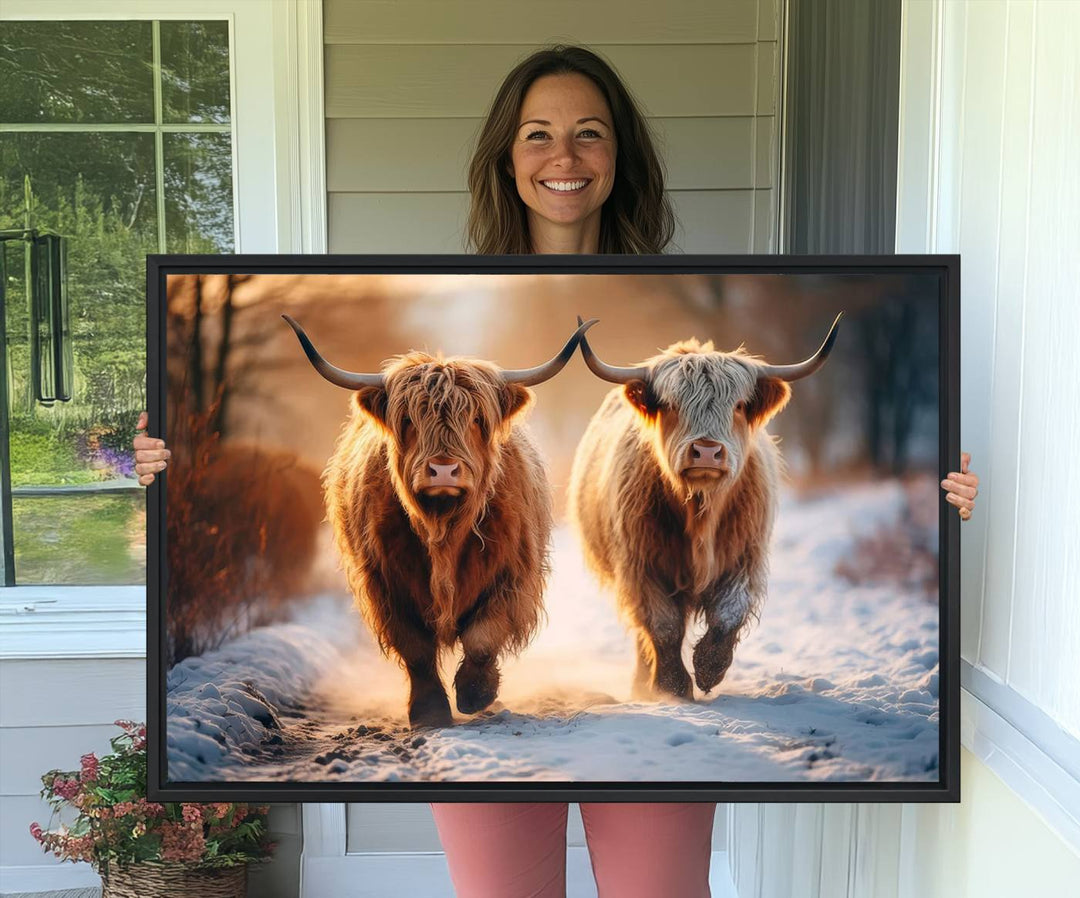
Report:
402,416,412,429
735,401,746,415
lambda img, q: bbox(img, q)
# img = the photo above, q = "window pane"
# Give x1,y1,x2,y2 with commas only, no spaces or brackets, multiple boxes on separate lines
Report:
1,19,234,587
1,131,157,455
164,133,235,252
0,22,154,124
0,132,159,243
12,493,146,585
2,131,155,584
160,21,232,124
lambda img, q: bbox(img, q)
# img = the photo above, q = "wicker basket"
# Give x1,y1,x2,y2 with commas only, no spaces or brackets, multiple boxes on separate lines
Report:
100,861,247,897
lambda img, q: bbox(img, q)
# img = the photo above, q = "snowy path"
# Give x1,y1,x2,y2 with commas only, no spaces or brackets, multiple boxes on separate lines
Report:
167,480,940,784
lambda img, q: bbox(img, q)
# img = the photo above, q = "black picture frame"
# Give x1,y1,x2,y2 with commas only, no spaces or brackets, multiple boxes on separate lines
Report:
147,253,960,804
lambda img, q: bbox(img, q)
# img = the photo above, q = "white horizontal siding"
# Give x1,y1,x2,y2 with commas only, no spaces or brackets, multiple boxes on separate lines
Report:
328,191,467,253
325,44,767,119
0,660,144,870
328,188,762,254
324,0,781,256
327,117,773,192
0,660,145,729
0,724,123,796
324,0,761,45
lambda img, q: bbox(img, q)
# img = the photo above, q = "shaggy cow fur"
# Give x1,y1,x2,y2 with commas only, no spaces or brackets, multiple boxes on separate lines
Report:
324,354,552,728
570,337,809,701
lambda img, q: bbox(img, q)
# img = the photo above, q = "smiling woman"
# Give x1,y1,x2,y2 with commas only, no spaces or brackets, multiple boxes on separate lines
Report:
465,45,675,255
131,40,982,898
508,73,618,253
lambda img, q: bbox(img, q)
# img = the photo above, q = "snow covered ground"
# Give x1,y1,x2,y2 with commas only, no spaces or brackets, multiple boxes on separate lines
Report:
167,479,940,784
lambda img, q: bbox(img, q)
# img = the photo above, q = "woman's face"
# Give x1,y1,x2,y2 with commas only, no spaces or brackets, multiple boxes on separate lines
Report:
509,73,617,234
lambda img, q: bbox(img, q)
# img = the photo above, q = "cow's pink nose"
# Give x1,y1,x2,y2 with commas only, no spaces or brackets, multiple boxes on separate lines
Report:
691,441,727,467
428,462,460,485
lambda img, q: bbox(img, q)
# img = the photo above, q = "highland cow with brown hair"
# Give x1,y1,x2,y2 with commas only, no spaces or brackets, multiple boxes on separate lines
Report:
569,315,842,702
284,315,595,729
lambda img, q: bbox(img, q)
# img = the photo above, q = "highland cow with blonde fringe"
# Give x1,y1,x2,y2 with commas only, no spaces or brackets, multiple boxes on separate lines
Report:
569,315,842,702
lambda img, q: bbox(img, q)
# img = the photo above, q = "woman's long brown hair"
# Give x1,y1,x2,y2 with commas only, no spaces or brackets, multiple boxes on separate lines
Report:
466,45,677,255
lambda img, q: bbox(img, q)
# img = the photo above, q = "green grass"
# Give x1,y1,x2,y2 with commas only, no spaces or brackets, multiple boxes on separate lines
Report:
8,429,99,486
13,492,146,585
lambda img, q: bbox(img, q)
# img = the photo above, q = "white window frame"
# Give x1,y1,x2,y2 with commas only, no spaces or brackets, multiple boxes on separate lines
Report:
0,0,326,660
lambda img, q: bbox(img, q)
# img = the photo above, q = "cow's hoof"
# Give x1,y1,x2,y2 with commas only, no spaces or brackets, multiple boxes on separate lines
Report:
654,668,694,702
409,694,453,730
694,663,730,694
632,668,693,702
692,628,738,693
455,661,500,715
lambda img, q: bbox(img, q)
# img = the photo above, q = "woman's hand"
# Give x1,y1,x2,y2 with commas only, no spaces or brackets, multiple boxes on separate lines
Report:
941,452,979,521
133,411,171,486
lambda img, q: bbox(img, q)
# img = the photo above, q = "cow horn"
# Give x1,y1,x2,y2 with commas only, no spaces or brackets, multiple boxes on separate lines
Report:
501,317,600,386
757,312,843,382
282,314,386,390
575,315,649,384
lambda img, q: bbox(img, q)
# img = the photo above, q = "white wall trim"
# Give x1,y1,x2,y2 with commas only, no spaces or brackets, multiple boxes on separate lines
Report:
301,803,348,861
272,0,328,254
895,0,944,253
775,0,792,252
287,3,335,887
0,587,145,659
961,682,1080,855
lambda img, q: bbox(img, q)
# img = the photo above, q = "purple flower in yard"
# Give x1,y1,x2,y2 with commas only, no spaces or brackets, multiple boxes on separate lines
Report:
96,446,137,479
73,427,138,479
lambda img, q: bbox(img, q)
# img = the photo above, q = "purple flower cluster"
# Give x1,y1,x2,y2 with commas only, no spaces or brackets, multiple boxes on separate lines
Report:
72,427,138,480
94,446,136,479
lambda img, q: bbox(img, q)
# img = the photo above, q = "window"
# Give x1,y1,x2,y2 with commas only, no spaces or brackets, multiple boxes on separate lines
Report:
0,19,234,586
0,0,321,658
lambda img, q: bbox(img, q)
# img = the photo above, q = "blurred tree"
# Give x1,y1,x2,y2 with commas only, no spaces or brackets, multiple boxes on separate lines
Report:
856,288,938,474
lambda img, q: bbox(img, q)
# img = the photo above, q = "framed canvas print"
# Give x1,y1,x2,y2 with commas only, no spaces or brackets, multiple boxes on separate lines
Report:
147,254,960,803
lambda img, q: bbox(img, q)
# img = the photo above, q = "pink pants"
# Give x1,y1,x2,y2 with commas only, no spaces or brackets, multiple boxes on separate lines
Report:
430,802,716,898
